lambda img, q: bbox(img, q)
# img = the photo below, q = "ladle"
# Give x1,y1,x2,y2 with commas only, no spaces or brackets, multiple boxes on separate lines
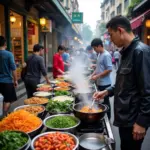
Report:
89,84,97,110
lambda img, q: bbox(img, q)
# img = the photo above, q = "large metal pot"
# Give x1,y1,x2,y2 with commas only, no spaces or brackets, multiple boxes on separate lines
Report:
73,102,109,123
79,133,113,150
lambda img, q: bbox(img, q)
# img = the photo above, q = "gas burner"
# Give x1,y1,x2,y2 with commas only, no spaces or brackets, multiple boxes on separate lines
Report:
76,119,104,134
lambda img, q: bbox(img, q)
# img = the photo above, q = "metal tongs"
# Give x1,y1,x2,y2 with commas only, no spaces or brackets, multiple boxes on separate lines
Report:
89,84,97,110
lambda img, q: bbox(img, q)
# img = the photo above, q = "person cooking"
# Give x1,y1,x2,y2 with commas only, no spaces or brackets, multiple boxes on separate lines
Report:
90,38,112,119
53,45,65,78
93,16,150,150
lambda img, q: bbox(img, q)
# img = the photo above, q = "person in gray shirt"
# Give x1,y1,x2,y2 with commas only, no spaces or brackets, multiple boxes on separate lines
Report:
91,38,112,119
24,44,50,98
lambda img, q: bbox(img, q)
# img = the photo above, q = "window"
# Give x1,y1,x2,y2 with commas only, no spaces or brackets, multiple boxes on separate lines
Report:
66,0,69,7
124,0,129,10
111,11,115,18
106,7,110,20
117,4,122,15
110,0,115,6
102,12,105,21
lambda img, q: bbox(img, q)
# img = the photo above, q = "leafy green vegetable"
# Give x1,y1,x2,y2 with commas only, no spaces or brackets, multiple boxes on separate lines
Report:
46,116,77,128
55,91,70,96
46,100,72,113
0,131,28,150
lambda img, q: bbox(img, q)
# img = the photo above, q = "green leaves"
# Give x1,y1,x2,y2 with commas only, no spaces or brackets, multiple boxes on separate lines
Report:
0,131,28,150
46,100,72,113
46,116,77,128
55,90,70,96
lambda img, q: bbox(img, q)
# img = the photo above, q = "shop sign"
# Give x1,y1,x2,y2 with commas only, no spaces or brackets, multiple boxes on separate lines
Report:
72,12,83,24
28,23,35,35
41,20,52,32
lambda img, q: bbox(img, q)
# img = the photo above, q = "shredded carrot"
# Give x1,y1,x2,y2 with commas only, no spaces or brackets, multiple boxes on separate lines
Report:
0,110,42,133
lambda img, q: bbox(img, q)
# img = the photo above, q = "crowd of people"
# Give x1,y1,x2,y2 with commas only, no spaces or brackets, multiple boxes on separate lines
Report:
0,15,150,150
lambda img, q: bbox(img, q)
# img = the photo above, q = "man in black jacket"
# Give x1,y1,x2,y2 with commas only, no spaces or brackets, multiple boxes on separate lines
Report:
93,16,150,150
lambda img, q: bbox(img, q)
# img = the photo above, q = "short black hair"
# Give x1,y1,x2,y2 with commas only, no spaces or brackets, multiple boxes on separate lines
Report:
86,45,93,51
33,44,44,52
0,36,6,47
91,38,103,47
58,45,65,51
106,15,132,33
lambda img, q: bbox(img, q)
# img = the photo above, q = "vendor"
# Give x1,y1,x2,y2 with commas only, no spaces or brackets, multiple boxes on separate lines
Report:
53,45,65,79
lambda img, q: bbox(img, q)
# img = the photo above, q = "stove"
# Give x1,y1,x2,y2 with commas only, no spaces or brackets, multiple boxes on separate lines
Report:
74,115,115,150
76,119,104,134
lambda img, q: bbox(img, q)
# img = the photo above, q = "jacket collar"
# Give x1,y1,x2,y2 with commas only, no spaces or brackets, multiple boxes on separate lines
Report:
120,37,139,55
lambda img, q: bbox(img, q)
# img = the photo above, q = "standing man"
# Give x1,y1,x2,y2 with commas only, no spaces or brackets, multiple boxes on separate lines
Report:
53,45,65,78
113,49,120,69
24,44,50,98
0,36,17,116
93,16,150,150
91,38,112,119
62,48,70,72
86,45,97,65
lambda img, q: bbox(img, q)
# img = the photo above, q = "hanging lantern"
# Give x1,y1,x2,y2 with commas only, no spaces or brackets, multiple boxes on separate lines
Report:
40,18,46,26
147,35,150,39
10,13,16,24
146,20,150,28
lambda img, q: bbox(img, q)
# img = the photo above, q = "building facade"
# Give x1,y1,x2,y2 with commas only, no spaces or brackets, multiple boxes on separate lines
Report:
101,0,132,23
130,0,150,45
0,0,81,80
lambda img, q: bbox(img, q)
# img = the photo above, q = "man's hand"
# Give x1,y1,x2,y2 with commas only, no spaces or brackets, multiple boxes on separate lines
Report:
46,79,51,84
91,75,99,80
133,123,146,140
14,80,18,88
93,90,108,100
90,64,96,69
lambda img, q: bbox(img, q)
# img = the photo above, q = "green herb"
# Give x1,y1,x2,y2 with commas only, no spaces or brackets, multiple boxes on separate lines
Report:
46,116,77,128
0,131,28,150
46,100,72,113
55,91,70,96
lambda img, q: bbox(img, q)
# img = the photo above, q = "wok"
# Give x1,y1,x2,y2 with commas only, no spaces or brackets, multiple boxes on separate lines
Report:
73,102,109,123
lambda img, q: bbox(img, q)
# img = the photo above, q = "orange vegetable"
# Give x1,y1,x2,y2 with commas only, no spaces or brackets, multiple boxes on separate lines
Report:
34,132,76,150
56,82,70,87
0,110,42,133
80,106,103,113
37,87,52,92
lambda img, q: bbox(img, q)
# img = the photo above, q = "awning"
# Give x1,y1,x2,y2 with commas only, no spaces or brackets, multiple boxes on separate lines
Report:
130,9,150,30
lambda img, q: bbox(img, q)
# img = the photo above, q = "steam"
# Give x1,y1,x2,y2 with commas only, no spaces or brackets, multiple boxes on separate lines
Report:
69,52,92,104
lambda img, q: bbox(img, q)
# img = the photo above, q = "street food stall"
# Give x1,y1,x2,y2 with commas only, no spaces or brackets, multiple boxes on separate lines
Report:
0,72,115,150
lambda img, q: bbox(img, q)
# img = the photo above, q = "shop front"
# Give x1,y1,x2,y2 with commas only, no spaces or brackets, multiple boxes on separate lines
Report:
0,4,5,36
27,21,39,55
9,7,39,80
